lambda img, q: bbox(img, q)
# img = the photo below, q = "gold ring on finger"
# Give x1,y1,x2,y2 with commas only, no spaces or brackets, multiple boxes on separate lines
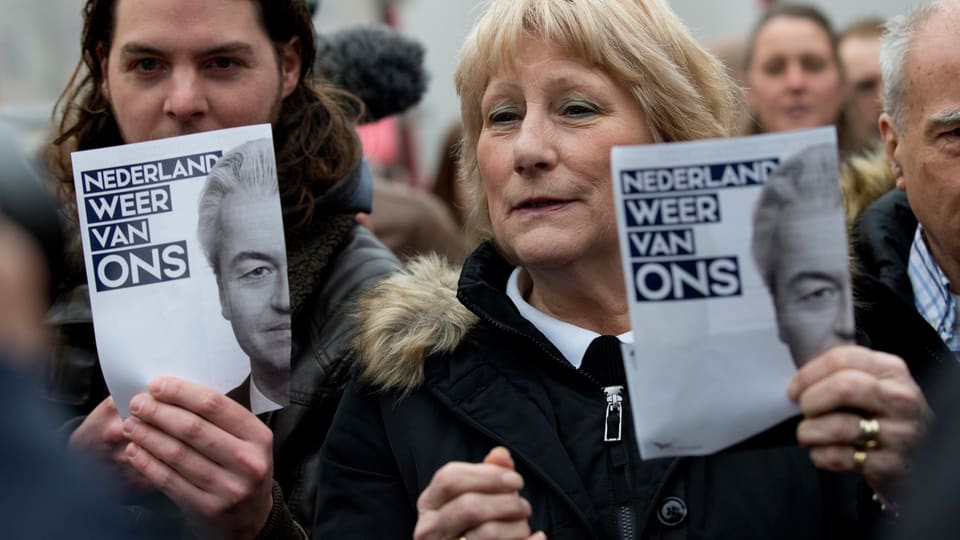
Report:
853,449,868,473
855,417,880,449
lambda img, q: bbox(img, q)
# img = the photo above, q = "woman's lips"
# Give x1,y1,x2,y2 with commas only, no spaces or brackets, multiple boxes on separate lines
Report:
513,198,572,214
782,104,812,121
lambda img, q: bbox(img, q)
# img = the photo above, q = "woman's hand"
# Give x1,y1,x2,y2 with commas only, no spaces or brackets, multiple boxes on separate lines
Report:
788,345,931,502
414,447,546,540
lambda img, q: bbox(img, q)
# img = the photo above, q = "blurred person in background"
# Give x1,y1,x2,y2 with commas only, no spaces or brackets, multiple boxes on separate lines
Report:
368,171,467,263
839,18,886,147
0,173,158,540
0,174,60,368
707,36,752,136
744,4,869,155
430,123,469,230
709,37,748,88
430,121,484,252
0,214,49,363
316,21,466,263
44,0,398,538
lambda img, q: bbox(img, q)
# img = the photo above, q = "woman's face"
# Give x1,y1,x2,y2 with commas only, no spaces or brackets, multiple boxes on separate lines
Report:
747,16,846,134
477,37,653,270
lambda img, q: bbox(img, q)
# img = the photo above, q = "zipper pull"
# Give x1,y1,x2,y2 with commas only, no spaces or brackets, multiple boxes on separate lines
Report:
604,385,624,442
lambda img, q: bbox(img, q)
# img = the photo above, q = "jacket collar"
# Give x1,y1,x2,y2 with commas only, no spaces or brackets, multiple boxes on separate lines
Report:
419,242,603,535
853,189,917,305
456,242,571,368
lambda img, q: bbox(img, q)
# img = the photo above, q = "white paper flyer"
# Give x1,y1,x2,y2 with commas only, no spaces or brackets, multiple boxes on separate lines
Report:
611,127,852,458
71,124,290,416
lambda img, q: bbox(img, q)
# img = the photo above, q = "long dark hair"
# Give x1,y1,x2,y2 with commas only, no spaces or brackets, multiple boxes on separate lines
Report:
47,0,361,226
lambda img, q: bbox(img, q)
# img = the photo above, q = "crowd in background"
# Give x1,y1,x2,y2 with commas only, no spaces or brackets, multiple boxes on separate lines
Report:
2,0,960,539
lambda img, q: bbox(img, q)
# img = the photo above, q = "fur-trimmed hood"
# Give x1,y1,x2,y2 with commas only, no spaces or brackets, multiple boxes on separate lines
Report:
353,255,477,393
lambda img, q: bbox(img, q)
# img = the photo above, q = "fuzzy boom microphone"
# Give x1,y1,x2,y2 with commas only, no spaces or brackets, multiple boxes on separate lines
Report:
316,25,429,122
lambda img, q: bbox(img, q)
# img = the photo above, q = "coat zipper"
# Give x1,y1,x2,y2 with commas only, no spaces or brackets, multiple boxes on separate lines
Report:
463,301,635,538
604,385,635,540
604,385,624,442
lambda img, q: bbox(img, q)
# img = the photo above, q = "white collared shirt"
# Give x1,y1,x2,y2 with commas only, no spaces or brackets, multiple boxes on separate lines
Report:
908,225,960,352
250,375,284,413
506,268,633,368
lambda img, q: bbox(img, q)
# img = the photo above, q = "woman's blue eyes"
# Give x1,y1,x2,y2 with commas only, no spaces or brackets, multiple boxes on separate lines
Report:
562,102,597,117
487,101,598,125
489,109,519,124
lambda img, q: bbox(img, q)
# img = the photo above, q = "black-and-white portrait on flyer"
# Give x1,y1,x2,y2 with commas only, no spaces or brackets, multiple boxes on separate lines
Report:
198,139,290,412
612,127,849,458
751,143,854,368
70,124,288,417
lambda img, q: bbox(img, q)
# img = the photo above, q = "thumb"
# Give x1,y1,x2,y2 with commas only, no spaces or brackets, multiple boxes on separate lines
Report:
483,446,515,470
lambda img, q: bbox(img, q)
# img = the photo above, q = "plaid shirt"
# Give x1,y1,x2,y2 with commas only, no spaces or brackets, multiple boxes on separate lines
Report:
908,225,960,352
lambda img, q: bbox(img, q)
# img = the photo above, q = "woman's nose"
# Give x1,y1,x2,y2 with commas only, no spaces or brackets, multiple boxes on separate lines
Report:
512,114,558,176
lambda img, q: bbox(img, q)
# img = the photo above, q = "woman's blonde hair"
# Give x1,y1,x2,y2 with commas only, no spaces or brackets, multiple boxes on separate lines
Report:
455,0,740,241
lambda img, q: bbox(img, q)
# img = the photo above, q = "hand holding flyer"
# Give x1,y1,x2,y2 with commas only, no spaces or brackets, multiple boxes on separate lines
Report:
611,127,851,458
70,124,289,416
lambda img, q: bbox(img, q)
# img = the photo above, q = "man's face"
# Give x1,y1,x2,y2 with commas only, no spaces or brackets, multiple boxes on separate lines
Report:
839,34,882,141
99,0,301,143
881,8,960,285
216,193,290,374
772,209,854,367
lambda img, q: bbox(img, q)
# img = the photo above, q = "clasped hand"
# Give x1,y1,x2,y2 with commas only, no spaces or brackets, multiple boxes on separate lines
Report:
414,447,546,540
788,345,931,502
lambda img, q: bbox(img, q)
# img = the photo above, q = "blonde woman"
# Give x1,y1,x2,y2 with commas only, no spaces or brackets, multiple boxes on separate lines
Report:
315,1,927,538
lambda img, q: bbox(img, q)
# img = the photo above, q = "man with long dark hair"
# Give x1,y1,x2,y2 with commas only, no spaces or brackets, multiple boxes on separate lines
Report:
45,1,398,537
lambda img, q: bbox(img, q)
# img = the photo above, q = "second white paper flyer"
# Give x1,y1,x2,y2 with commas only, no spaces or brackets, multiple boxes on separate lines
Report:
612,127,852,458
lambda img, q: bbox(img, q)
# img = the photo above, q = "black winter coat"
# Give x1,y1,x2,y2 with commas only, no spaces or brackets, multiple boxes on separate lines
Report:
851,190,958,413
314,243,883,539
